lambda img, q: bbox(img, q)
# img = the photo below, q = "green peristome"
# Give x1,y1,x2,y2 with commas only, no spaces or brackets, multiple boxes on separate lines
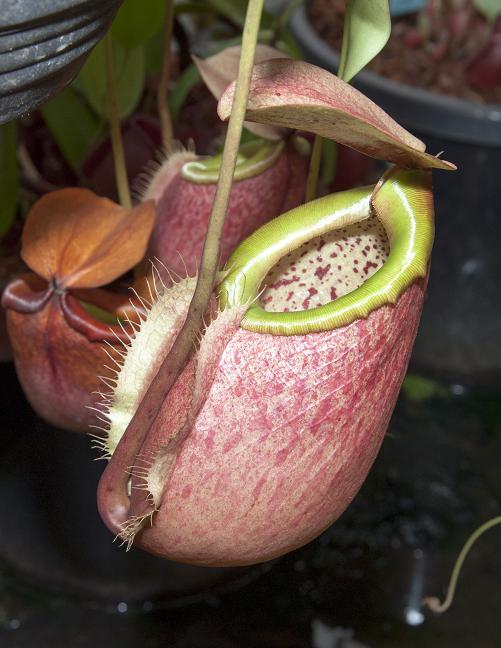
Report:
79,301,123,326
181,138,285,184
219,168,434,335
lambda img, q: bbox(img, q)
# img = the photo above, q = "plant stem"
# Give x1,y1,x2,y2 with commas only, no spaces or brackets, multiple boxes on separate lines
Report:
305,134,323,202
104,34,131,209
119,0,264,463
423,516,501,613
158,0,176,153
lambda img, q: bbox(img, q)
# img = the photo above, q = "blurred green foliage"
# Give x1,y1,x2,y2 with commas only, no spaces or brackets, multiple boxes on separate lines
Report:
338,0,391,82
473,0,501,22
0,124,18,236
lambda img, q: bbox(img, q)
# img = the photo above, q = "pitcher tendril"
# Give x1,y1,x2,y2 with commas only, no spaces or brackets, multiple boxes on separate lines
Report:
423,516,501,613
157,0,176,153
305,134,323,202
104,34,131,210
104,0,266,518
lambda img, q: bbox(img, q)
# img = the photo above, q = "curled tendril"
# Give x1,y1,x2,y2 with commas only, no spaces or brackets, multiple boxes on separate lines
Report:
423,515,501,614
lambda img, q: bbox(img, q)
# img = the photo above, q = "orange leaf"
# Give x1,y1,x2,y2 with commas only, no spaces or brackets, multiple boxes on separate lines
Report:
21,188,156,289
218,60,456,171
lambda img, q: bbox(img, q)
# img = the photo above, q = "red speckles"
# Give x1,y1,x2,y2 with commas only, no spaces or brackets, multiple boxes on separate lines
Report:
301,287,318,310
270,275,300,289
252,476,267,500
274,448,290,466
181,485,192,499
259,216,389,314
363,261,378,276
204,428,215,451
223,434,241,454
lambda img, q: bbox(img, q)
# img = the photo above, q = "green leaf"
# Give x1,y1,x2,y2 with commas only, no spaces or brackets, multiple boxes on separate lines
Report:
402,374,447,403
79,40,145,120
320,139,338,186
210,0,250,26
144,29,164,73
175,2,206,14
473,0,501,22
0,123,18,237
338,0,391,82
274,32,302,59
184,0,273,28
110,0,165,49
41,87,99,170
169,63,200,120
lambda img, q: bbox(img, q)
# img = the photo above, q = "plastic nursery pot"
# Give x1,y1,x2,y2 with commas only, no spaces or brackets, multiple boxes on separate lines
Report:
0,0,123,125
0,363,252,603
290,5,501,378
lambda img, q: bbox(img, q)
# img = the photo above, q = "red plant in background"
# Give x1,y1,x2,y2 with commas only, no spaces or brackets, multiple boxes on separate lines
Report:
143,140,308,277
465,16,501,89
2,190,155,431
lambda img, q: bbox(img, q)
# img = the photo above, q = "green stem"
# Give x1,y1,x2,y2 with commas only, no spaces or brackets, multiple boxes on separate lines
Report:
118,0,264,463
158,0,176,153
423,516,501,613
305,134,323,202
104,34,131,209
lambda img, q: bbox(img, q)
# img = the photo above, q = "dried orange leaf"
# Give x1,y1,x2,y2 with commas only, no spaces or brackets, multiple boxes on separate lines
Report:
194,45,287,140
21,189,156,289
218,59,456,170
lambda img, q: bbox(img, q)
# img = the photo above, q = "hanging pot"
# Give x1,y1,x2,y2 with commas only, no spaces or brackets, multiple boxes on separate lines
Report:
0,0,123,125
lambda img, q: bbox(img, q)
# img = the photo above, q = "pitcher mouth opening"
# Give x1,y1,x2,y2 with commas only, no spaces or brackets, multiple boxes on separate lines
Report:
218,167,434,336
258,215,389,314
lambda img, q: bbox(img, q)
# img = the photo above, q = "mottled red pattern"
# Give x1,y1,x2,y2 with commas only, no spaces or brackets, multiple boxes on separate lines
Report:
100,274,425,565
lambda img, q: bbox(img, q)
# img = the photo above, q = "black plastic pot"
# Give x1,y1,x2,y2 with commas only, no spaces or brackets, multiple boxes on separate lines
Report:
0,0,123,125
290,6,501,378
0,363,251,604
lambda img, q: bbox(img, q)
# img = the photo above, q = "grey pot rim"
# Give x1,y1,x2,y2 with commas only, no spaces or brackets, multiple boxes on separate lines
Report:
290,5,501,147
0,0,122,125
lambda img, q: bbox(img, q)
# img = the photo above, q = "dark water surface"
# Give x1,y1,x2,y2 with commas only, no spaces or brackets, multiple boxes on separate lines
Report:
1,362,500,648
